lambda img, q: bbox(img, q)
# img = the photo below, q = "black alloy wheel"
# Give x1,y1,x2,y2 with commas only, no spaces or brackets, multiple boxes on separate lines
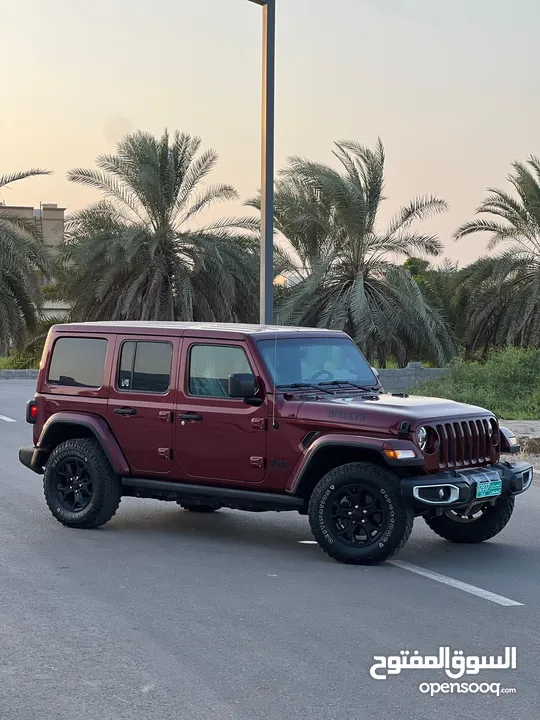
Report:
54,457,94,512
329,483,388,546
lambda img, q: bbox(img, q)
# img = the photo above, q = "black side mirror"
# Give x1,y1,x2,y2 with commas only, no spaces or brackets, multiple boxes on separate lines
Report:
228,373,257,399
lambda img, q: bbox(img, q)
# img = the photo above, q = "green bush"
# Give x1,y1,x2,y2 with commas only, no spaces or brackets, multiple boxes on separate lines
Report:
412,347,540,420
0,316,62,371
0,353,38,369
0,354,38,370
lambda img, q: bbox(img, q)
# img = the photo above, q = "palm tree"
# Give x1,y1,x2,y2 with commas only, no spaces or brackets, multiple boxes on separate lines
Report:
3,314,65,369
406,259,471,349
54,130,260,323
249,139,454,366
455,155,540,352
0,169,51,351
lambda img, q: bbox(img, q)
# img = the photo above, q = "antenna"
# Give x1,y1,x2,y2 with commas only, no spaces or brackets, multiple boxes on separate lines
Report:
271,321,279,430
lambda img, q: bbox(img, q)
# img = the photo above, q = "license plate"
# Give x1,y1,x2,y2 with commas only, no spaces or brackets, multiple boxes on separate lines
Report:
476,479,502,498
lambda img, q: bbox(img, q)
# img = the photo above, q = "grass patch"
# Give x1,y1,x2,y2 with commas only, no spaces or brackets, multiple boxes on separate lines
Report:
0,355,37,370
411,347,540,420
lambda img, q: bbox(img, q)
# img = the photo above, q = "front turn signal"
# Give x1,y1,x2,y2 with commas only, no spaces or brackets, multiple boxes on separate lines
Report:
383,449,417,460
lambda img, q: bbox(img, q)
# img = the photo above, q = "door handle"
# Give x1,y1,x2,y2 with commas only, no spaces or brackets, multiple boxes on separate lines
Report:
178,413,203,422
115,407,137,416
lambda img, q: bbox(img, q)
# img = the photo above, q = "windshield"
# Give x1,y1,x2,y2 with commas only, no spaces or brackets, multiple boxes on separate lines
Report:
257,337,378,388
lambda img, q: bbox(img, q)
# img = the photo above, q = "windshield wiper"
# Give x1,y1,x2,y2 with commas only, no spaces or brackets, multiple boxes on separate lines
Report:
318,380,380,392
276,382,334,395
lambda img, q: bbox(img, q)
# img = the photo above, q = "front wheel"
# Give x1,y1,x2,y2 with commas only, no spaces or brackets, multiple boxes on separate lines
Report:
308,462,414,565
424,496,515,543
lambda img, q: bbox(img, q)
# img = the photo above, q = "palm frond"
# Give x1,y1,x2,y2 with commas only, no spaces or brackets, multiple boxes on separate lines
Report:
386,196,448,237
0,169,51,189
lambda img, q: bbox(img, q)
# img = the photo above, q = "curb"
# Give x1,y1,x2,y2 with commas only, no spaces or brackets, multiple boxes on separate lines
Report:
0,370,39,379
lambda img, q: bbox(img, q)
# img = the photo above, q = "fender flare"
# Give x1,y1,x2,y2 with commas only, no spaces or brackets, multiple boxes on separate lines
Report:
499,426,521,454
285,433,423,494
37,412,130,476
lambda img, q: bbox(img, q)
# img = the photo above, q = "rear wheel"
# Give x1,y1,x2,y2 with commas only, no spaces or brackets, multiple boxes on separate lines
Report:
424,496,515,543
308,462,414,565
180,503,221,513
43,438,122,529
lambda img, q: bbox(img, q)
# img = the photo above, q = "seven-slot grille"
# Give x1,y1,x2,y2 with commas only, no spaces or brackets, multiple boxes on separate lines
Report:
436,418,494,469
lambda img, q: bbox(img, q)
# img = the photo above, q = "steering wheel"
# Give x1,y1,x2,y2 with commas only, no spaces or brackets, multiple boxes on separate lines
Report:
310,369,334,383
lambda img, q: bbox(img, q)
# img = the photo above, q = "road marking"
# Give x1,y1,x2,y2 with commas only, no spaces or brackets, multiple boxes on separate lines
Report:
298,541,523,605
0,414,16,423
388,559,523,607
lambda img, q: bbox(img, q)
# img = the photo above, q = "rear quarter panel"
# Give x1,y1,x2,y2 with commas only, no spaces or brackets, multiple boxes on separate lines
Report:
34,329,116,447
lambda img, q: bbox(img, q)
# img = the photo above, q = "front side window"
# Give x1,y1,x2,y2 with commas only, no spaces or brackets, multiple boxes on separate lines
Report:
117,341,172,394
189,345,252,397
257,337,377,387
48,337,108,388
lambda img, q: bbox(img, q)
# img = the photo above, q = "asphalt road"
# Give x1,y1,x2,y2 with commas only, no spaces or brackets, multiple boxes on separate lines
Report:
1,380,539,720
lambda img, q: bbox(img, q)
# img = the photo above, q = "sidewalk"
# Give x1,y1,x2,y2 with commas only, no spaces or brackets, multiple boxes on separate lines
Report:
503,420,540,470
503,420,540,436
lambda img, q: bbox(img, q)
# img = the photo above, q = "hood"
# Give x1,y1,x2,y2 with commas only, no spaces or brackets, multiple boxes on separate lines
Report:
295,393,494,434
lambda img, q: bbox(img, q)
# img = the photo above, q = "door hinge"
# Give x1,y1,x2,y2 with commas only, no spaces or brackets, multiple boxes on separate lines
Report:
251,418,266,430
250,456,265,469
158,447,172,460
159,410,173,423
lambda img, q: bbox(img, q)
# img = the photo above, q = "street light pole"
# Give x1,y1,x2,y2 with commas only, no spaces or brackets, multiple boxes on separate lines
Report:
248,0,275,325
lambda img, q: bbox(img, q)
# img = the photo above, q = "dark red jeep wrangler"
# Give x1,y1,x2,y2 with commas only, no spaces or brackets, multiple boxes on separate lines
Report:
19,321,533,564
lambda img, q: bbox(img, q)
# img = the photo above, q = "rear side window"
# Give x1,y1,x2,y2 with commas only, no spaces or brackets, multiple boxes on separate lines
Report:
117,341,172,394
48,337,108,388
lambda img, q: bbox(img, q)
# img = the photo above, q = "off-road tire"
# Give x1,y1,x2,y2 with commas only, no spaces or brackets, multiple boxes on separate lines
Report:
181,503,221,513
308,462,414,565
424,496,515,543
43,438,122,529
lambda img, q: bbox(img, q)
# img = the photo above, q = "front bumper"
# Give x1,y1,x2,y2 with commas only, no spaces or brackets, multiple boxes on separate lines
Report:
19,446,47,474
401,461,534,510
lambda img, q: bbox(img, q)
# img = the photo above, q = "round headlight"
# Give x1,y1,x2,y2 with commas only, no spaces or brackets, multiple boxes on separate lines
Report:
417,426,428,451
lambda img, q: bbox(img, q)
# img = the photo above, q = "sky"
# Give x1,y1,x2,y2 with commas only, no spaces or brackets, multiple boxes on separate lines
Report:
1,0,539,266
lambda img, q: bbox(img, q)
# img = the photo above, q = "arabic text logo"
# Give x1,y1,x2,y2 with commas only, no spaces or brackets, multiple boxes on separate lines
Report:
369,646,517,681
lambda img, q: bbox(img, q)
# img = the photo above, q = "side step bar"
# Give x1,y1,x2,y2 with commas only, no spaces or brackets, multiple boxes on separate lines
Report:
121,477,304,512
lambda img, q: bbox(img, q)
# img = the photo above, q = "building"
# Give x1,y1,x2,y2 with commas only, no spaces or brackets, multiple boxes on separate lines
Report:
0,202,70,318
0,202,65,250
275,272,301,288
